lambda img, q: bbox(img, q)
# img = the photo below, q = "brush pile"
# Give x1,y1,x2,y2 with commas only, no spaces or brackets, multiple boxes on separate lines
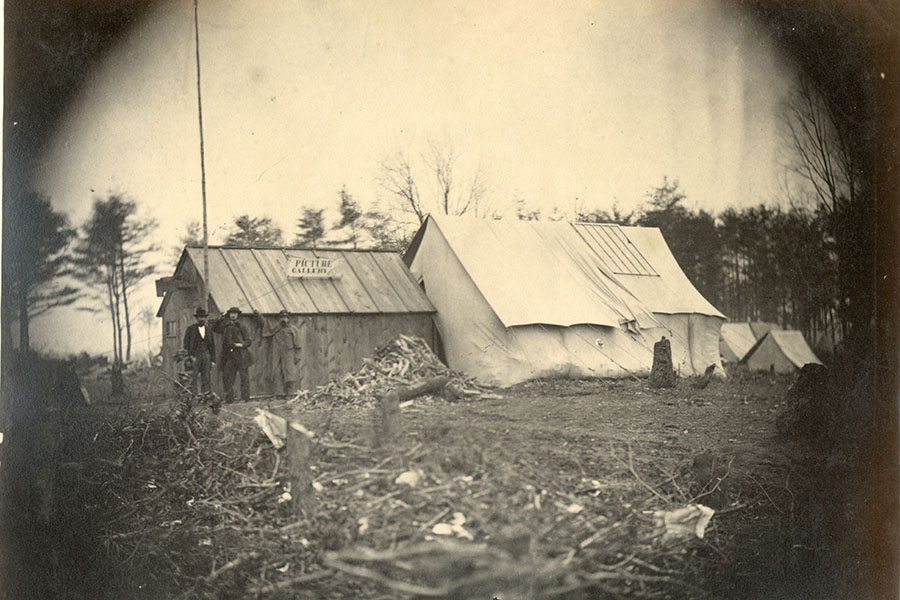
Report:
291,335,495,407
56,391,742,600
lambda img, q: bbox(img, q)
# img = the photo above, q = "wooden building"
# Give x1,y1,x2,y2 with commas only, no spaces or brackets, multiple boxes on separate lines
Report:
156,246,436,396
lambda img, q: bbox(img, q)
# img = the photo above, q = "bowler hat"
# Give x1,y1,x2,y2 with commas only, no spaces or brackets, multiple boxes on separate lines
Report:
278,309,290,317
194,307,208,317
227,306,242,315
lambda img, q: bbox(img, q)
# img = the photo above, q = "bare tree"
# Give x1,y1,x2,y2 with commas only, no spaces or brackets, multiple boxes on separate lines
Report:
377,152,424,224
377,139,491,224
782,74,875,340
784,77,856,215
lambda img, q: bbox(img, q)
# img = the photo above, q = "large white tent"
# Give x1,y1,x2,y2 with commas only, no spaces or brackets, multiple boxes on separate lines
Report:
404,216,726,386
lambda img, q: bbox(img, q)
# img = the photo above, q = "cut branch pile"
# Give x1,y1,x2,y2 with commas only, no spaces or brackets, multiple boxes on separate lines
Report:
61,403,746,599
291,335,496,407
58,375,804,599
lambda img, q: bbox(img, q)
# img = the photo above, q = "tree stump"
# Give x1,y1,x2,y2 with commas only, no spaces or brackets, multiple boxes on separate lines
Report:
375,391,401,448
373,376,450,447
650,337,676,388
286,423,316,515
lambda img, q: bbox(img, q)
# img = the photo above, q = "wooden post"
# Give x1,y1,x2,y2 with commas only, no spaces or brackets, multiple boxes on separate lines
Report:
286,423,316,515
650,337,676,388
375,391,401,448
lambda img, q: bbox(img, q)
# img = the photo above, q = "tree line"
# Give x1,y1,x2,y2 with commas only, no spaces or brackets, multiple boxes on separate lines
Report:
4,68,874,374
578,178,843,351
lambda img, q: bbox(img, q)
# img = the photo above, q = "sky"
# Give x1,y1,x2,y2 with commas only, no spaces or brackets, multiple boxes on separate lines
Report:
26,0,800,356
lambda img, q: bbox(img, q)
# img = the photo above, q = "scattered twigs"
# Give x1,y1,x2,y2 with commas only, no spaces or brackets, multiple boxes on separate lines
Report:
245,569,334,594
581,567,710,597
748,474,785,514
613,442,671,504
323,557,447,597
176,551,261,600
689,455,735,504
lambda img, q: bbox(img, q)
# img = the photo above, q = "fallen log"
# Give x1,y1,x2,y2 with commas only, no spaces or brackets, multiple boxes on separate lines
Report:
394,375,451,402
374,376,450,447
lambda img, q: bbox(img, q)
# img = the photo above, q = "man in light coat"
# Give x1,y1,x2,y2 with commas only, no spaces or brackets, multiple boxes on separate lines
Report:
260,309,302,398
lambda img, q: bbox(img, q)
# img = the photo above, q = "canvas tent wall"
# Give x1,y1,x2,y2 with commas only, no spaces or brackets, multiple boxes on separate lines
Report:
157,246,436,395
403,216,725,387
742,330,823,373
719,323,757,362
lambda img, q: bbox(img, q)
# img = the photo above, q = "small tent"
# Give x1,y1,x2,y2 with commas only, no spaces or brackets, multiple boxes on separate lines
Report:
404,216,726,386
719,323,758,362
742,330,823,373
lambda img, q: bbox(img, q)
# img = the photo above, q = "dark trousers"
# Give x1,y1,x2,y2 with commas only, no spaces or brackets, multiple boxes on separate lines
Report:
191,348,212,394
222,352,250,402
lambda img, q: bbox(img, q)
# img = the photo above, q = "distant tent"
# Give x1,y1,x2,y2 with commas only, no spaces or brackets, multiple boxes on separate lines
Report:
742,330,823,373
719,323,757,362
404,215,726,386
748,321,780,340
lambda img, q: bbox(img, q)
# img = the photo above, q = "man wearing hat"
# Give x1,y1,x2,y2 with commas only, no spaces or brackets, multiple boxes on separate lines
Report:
183,307,215,395
259,309,302,398
212,306,253,403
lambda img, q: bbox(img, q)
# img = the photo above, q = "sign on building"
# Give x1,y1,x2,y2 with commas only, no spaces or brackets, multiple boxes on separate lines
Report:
286,255,341,278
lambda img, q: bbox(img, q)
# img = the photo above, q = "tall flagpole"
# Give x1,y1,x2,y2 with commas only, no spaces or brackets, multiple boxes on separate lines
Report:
194,0,210,311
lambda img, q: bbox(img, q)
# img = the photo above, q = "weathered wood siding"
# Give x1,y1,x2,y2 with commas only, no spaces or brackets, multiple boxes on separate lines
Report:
160,247,437,399
165,307,436,397
251,313,436,393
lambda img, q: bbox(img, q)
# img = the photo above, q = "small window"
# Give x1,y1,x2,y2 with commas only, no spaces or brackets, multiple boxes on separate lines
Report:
165,320,177,338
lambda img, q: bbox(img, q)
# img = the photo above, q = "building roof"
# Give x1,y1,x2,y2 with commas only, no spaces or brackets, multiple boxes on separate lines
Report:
160,247,435,316
405,216,723,329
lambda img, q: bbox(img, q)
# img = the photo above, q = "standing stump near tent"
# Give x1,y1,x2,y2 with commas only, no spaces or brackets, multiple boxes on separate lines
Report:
650,337,677,388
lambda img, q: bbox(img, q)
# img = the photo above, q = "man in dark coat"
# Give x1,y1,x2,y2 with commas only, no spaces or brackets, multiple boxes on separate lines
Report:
212,306,252,403
183,307,215,394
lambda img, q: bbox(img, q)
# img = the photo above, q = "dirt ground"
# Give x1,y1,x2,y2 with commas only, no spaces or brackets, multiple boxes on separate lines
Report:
1,365,892,599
